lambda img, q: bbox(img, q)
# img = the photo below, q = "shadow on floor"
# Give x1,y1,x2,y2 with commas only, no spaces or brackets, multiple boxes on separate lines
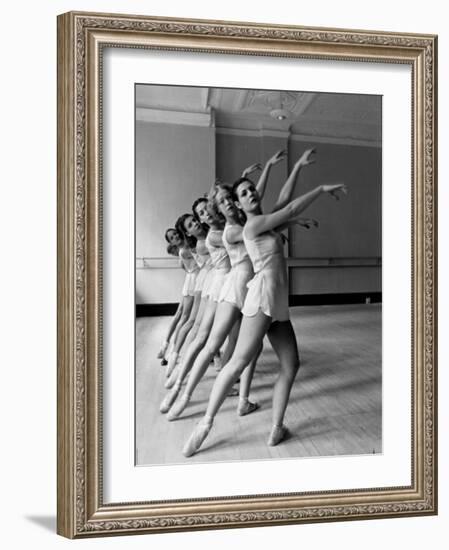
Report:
25,515,56,533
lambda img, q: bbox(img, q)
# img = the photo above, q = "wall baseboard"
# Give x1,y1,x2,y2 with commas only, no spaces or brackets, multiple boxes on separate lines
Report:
136,292,382,317
136,303,179,317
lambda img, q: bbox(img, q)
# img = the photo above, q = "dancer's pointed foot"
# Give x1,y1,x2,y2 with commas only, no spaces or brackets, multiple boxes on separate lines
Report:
237,399,259,417
167,393,190,421
164,367,178,389
157,340,169,359
267,424,288,446
161,358,168,366
182,418,213,457
159,384,181,414
166,352,179,377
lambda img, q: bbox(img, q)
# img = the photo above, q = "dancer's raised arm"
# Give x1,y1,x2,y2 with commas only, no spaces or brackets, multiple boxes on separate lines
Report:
272,148,315,213
254,149,287,200
245,183,346,239
241,162,262,179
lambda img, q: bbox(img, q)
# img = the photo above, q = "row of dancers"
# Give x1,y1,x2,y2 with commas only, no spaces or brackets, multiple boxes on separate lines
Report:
154,148,346,457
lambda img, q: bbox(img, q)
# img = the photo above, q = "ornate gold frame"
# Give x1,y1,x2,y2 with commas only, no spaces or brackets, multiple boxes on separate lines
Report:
57,11,438,538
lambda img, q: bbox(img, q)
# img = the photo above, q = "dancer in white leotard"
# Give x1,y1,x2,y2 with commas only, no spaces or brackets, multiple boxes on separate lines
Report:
156,236,185,363
164,153,287,378
159,228,197,366
182,167,346,456
160,206,231,412
162,150,291,413
166,185,259,419
164,213,210,379
168,150,315,420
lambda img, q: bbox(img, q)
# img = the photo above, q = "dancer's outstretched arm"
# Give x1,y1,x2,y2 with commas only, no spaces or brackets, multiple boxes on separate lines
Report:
220,220,318,246
241,162,262,179
272,148,315,213
245,184,347,239
254,150,287,200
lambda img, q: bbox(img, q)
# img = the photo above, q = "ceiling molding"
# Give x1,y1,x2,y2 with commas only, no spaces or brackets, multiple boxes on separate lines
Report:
216,127,290,139
290,133,381,148
216,127,380,147
136,107,213,127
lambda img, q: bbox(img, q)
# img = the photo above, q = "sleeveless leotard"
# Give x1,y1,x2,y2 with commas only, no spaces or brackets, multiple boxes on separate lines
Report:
203,229,230,302
218,224,254,310
180,247,200,297
241,229,289,322
192,238,212,293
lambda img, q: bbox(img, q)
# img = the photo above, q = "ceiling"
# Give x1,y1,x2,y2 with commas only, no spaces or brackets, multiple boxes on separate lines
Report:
136,85,381,144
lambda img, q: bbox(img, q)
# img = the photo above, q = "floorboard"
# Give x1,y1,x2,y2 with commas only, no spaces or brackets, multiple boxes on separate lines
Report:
135,303,382,465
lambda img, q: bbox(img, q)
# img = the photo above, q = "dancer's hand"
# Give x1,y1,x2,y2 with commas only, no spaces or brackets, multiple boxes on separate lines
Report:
267,149,287,167
296,217,319,229
322,183,347,200
294,148,316,169
242,162,262,178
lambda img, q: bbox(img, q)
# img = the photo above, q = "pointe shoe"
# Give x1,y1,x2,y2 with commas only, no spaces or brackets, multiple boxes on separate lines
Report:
182,420,213,457
237,400,259,417
159,384,181,414
167,394,190,421
267,425,288,446
164,367,178,389
157,341,168,359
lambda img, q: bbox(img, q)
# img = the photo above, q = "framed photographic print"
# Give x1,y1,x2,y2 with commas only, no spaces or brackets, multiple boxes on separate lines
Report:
57,11,438,538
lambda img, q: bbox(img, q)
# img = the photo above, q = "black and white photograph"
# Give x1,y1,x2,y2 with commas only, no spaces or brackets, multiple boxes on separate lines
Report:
135,84,382,466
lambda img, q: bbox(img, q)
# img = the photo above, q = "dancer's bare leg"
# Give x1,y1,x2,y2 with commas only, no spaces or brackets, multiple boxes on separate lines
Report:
183,311,271,456
172,298,192,348
237,343,263,416
167,303,241,419
165,295,210,389
179,294,208,357
220,316,240,366
217,316,240,394
157,303,182,359
160,299,218,413
166,293,201,376
265,320,300,445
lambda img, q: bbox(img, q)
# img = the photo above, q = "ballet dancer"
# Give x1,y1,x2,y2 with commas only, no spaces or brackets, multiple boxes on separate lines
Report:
156,238,185,362
164,204,213,381
164,152,286,382
160,150,286,412
166,149,317,420
161,224,200,374
160,199,231,412
166,182,259,419
161,227,196,351
182,174,347,457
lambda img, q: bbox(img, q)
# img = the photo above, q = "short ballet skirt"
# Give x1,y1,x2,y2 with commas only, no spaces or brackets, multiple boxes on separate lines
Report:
200,267,216,298
241,268,290,322
205,267,230,302
181,270,199,297
194,264,212,293
218,264,254,310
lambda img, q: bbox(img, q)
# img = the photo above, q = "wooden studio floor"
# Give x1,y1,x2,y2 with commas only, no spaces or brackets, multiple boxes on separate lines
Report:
136,304,382,466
